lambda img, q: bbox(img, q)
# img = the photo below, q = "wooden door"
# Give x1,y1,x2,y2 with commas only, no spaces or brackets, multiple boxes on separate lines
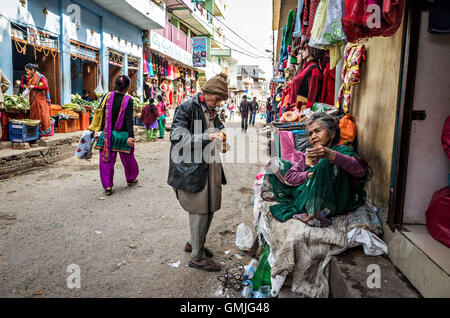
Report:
83,62,98,100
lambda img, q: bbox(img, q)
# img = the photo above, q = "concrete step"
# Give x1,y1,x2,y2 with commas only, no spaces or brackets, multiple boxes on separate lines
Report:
329,248,421,298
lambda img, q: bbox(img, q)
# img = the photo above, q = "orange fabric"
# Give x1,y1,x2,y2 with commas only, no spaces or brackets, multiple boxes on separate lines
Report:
338,113,357,145
29,74,51,134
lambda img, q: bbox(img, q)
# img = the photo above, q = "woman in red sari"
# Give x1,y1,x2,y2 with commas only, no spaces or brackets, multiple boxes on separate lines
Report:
25,64,52,139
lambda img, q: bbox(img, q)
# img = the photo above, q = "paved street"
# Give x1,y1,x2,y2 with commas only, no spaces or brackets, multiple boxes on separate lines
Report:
0,120,269,298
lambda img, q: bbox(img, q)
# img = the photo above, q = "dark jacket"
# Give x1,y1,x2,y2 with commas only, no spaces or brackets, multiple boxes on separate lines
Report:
239,100,250,116
250,101,259,112
168,93,227,193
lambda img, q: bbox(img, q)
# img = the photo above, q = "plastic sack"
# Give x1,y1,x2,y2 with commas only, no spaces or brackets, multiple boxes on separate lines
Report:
292,130,310,153
310,0,347,49
346,204,383,236
75,131,96,160
235,223,254,251
338,113,357,146
346,227,388,256
425,186,450,248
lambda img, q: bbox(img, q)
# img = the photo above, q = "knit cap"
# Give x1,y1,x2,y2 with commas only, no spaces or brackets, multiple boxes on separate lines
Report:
201,73,229,100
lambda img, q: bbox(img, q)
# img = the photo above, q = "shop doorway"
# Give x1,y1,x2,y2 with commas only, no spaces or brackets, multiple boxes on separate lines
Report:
70,41,100,100
11,25,61,105
390,4,450,229
108,49,124,91
127,56,140,95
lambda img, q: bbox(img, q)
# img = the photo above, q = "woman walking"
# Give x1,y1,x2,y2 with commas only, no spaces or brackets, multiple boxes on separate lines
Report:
92,75,139,196
24,64,52,139
156,95,166,139
140,98,159,142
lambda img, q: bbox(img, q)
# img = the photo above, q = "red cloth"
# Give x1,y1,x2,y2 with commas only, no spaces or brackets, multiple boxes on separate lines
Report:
302,0,321,37
426,186,450,248
320,62,336,105
342,0,406,43
442,116,450,160
288,61,322,109
140,104,159,127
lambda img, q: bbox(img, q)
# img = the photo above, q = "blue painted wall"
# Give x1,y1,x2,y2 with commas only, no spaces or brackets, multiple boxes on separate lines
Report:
0,0,144,105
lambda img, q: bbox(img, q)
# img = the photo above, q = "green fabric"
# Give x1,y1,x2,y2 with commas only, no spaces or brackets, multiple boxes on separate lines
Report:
95,130,131,153
251,242,272,291
269,145,367,222
158,117,165,138
146,128,158,141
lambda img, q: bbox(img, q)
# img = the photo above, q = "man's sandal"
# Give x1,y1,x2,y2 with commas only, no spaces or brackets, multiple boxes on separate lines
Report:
184,242,214,258
188,259,221,272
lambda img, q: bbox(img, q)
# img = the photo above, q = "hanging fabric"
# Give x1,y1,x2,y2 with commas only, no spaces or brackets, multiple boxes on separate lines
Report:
336,43,367,113
309,0,346,50
292,0,305,38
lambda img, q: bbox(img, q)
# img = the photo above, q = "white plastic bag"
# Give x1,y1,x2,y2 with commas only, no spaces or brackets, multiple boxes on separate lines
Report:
235,223,254,251
310,0,346,49
74,130,96,160
346,227,388,256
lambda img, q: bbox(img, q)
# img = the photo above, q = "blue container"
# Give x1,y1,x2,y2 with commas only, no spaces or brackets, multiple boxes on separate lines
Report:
9,123,40,143
135,117,145,126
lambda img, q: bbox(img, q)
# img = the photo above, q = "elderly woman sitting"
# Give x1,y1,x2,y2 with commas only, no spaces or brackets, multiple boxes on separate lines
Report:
267,112,369,227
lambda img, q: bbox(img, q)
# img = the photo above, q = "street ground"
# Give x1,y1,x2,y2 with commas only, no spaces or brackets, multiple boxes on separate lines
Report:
0,117,270,298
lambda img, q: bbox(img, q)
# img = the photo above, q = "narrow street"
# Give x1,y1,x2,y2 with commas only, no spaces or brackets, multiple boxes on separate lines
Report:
0,120,269,298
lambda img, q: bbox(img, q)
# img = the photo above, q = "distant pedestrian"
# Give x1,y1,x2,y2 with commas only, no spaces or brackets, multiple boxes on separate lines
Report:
229,101,235,121
156,95,166,139
0,68,10,140
239,95,250,133
249,97,259,126
140,98,159,142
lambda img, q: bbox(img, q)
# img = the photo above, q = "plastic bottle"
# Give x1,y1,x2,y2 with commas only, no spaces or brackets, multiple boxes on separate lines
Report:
243,259,259,280
241,280,253,298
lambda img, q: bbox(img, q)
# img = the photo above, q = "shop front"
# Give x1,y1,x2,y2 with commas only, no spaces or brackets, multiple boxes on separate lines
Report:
10,23,61,106
70,41,100,100
144,30,200,108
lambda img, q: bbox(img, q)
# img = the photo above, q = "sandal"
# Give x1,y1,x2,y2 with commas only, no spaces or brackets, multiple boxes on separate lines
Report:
184,242,214,258
105,188,113,196
127,179,138,186
188,259,221,272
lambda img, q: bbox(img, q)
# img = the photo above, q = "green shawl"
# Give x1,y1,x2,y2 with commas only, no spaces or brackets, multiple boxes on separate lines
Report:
268,145,367,222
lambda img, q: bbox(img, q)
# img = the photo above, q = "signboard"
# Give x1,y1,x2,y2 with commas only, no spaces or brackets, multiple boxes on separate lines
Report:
150,31,193,67
192,37,207,68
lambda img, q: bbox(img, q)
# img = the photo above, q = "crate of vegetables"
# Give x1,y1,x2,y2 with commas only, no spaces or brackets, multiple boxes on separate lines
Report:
8,120,40,143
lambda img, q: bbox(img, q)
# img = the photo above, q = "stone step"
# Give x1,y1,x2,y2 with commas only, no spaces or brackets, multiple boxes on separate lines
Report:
329,248,421,298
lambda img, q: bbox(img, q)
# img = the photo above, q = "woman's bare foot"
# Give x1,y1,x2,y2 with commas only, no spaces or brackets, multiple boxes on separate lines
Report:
40,136,48,141
293,213,315,223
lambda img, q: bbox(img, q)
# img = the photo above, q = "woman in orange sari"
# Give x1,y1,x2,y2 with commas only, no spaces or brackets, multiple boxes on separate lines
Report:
25,64,52,139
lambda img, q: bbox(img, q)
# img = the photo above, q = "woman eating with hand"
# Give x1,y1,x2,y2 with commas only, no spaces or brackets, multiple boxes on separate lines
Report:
267,112,370,227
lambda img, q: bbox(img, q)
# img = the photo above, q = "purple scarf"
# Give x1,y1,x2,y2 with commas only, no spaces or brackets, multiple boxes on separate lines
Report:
102,92,132,163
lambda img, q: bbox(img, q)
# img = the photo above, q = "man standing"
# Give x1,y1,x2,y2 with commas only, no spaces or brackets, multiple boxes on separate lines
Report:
249,97,259,126
168,73,229,272
0,68,11,140
239,95,250,133
266,97,273,124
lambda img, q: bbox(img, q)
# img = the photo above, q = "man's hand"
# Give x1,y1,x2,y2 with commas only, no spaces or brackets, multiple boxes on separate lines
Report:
209,132,221,142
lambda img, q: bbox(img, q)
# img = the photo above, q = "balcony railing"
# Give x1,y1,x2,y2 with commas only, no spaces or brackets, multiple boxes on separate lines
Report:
154,19,193,53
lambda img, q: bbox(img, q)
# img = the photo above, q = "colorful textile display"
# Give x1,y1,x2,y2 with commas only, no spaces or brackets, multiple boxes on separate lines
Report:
309,0,346,49
342,0,406,43
336,43,366,113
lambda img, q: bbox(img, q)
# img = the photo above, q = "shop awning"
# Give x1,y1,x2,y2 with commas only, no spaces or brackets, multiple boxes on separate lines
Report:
93,0,166,30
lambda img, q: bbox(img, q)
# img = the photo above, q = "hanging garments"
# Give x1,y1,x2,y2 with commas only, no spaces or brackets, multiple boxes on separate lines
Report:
336,43,367,113
342,0,406,43
293,0,305,38
301,0,321,38
309,0,346,50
